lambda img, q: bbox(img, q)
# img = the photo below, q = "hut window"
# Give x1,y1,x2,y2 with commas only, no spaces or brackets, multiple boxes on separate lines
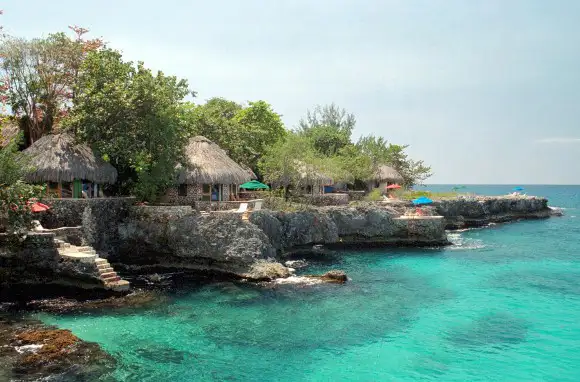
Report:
178,184,188,197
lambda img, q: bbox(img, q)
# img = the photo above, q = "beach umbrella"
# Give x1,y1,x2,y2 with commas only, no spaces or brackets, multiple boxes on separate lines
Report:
386,184,402,190
513,186,524,192
239,180,270,190
412,196,433,205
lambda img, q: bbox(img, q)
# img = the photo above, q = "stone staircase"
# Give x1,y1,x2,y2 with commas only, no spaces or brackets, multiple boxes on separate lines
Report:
54,239,130,292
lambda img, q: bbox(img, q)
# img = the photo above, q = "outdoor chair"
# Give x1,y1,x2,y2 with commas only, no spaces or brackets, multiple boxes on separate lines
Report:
253,200,263,211
235,203,249,213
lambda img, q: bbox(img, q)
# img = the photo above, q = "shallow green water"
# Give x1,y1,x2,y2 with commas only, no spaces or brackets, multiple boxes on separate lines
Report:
38,185,580,381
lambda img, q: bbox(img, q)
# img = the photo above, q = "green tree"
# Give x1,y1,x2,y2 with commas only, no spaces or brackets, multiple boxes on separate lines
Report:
0,130,44,235
384,144,432,186
65,49,190,201
0,28,102,146
297,104,355,156
184,98,285,170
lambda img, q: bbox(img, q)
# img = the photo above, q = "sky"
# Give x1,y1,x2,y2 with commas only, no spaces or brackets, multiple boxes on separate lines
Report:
2,0,580,184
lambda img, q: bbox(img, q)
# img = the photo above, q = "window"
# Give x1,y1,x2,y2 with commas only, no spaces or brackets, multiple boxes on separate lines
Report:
202,184,211,193
178,184,188,197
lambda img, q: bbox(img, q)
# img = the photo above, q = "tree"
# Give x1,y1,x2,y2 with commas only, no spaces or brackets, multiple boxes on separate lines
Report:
0,28,102,146
258,132,352,193
184,98,286,170
384,144,432,186
356,135,392,179
65,49,190,201
0,130,44,235
297,103,355,156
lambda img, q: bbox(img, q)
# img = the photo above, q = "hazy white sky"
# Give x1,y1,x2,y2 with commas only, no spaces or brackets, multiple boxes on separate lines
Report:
3,0,580,184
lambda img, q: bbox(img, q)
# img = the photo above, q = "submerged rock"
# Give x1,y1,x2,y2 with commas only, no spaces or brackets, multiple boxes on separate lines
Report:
305,270,348,284
0,316,115,381
244,260,291,281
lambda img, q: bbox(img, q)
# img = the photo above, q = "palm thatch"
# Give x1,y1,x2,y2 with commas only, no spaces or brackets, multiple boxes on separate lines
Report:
22,133,118,184
177,136,252,185
374,165,403,183
0,121,20,148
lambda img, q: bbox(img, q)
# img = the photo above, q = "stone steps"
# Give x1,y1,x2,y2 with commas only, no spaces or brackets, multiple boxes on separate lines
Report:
53,238,130,292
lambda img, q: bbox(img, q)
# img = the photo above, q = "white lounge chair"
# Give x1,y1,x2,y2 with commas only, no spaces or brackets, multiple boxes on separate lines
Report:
253,200,263,211
235,203,248,213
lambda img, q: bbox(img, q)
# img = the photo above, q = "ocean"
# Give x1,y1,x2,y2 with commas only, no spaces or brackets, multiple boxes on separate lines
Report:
37,185,580,381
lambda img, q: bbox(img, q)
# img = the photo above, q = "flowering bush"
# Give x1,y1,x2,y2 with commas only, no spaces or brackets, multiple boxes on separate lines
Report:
0,181,45,235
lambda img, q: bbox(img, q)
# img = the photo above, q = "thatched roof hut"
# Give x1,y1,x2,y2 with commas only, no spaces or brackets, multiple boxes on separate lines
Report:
374,165,404,183
177,136,252,185
22,133,118,184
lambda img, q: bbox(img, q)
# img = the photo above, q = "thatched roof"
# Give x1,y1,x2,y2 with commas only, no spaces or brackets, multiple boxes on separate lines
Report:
0,121,20,148
374,165,403,182
177,136,252,185
22,133,118,184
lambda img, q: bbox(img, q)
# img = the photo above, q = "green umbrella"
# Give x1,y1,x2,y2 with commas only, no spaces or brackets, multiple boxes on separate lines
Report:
239,180,270,190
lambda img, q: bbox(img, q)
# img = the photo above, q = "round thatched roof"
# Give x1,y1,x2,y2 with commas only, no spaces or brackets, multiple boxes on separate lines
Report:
375,165,403,182
23,133,118,184
177,136,252,185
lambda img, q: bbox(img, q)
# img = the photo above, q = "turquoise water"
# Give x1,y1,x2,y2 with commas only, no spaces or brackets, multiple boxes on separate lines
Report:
38,185,580,381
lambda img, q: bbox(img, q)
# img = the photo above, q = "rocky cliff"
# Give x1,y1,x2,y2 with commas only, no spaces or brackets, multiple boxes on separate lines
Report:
249,205,449,252
115,207,285,280
383,195,556,229
113,204,448,280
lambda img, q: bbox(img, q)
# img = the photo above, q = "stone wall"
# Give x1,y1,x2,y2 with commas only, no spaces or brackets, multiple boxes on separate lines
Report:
38,198,135,257
162,184,234,207
290,193,350,206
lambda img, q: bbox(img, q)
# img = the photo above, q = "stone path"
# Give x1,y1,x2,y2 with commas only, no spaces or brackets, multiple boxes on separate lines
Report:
54,239,130,292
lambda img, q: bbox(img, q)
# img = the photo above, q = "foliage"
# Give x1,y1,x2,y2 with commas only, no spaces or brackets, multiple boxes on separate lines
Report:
400,190,459,200
384,144,432,187
364,188,383,202
0,27,102,146
65,49,190,201
297,103,355,156
183,98,286,171
258,133,319,188
0,131,44,235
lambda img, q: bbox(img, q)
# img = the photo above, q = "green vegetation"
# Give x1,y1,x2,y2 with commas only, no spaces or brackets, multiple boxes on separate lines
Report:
399,190,461,200
364,188,383,202
0,23,432,204
65,49,190,201
0,131,44,235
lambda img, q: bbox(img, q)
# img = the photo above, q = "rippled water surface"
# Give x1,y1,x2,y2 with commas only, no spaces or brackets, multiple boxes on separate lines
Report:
38,185,580,381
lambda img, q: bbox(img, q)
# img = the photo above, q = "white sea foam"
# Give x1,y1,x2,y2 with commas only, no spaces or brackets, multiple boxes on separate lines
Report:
447,233,486,250
15,344,43,354
273,276,323,286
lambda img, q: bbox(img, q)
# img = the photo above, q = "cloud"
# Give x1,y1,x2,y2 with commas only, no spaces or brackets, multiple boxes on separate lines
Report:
535,138,580,144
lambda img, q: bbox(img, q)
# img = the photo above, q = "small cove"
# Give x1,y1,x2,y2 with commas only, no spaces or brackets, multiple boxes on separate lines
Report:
34,185,580,381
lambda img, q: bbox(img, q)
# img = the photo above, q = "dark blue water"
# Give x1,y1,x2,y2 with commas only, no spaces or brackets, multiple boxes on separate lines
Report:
37,185,580,381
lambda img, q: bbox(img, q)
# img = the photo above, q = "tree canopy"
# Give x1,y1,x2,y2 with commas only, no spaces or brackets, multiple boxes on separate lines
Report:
65,49,190,201
182,98,286,172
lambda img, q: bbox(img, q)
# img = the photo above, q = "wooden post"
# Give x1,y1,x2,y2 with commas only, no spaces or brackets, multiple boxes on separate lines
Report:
57,182,62,198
